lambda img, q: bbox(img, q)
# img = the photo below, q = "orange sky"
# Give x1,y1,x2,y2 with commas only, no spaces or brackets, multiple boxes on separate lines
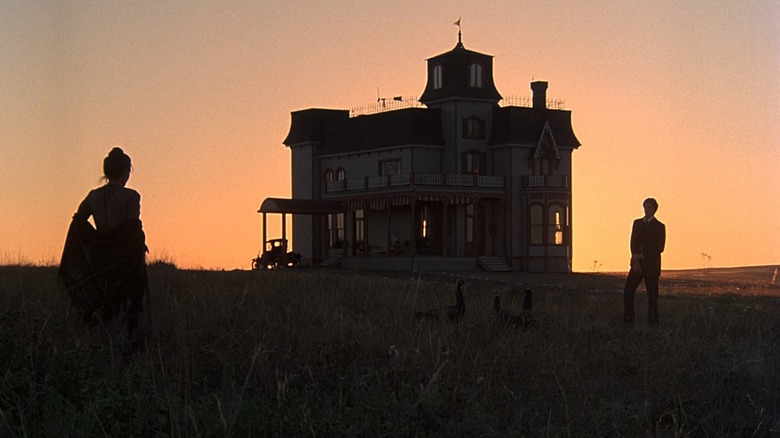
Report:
1,1,778,272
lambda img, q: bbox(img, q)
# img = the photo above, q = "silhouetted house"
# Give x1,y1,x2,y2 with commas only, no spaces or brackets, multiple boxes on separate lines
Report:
278,39,581,272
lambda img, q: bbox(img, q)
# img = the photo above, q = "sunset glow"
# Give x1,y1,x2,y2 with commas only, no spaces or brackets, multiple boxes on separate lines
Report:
1,1,778,272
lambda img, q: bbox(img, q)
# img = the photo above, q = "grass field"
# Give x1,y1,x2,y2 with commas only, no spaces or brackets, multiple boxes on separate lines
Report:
1,264,778,436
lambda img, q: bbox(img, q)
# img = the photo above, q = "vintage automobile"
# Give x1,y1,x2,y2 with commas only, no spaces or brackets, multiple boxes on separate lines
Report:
252,238,301,270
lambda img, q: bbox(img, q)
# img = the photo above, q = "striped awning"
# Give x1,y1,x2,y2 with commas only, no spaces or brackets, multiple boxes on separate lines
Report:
447,196,472,205
342,194,477,211
369,198,387,210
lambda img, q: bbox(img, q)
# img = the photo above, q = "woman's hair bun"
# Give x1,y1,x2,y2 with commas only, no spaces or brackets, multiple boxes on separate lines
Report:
103,147,132,180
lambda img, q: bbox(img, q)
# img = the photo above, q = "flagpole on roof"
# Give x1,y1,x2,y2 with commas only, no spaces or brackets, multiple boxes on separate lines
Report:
453,18,462,44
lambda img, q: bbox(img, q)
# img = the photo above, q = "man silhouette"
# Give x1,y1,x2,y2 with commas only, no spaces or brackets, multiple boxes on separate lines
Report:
623,198,666,325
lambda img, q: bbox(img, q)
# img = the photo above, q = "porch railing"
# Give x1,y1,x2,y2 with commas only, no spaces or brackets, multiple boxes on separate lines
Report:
326,173,505,193
524,175,569,188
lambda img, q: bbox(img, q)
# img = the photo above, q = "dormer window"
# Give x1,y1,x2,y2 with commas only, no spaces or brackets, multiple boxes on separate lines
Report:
469,63,483,88
325,169,334,182
336,168,345,180
433,65,443,90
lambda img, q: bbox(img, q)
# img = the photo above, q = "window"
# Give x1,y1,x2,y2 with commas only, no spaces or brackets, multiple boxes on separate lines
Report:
354,209,365,255
469,63,483,88
420,206,429,238
336,168,345,181
380,159,401,176
355,210,365,242
463,150,483,174
463,117,484,139
328,213,345,247
533,129,559,175
533,158,550,176
325,169,334,182
465,204,474,247
433,65,443,89
530,205,543,245
549,205,566,245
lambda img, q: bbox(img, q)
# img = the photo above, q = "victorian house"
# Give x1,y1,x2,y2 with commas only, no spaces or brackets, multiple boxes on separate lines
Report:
267,36,581,272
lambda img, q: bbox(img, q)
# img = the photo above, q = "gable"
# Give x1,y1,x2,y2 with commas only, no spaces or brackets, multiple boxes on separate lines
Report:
488,106,581,148
533,121,561,160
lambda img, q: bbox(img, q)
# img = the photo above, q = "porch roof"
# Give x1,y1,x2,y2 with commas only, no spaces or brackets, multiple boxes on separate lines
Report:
258,197,344,215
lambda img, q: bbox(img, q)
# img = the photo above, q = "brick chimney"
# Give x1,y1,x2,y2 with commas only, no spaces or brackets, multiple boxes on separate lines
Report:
531,81,548,109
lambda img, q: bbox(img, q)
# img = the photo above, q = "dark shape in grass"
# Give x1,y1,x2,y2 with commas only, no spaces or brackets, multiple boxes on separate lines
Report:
494,288,537,329
415,279,465,322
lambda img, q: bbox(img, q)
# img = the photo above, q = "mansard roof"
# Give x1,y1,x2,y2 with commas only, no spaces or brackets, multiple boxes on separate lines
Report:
285,107,444,156
283,108,350,146
489,106,581,148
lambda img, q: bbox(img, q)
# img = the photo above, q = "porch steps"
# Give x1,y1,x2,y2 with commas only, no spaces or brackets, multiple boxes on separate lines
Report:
317,256,342,268
478,256,511,272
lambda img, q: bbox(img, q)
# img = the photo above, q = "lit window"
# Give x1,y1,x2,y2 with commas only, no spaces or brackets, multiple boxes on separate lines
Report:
433,65,443,89
469,63,483,88
421,206,428,238
549,205,566,245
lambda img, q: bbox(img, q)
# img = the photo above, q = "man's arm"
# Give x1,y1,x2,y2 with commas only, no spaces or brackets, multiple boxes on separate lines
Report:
629,219,643,272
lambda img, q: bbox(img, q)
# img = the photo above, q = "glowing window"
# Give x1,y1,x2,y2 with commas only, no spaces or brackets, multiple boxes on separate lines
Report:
548,205,566,245
421,206,428,238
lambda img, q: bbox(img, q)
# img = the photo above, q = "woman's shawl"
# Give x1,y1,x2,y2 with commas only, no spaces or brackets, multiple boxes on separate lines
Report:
57,217,148,323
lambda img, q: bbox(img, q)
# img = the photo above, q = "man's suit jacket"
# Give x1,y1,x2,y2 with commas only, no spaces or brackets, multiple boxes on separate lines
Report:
630,218,666,277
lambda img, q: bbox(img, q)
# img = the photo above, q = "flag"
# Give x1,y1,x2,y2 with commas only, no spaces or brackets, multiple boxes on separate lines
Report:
453,18,461,27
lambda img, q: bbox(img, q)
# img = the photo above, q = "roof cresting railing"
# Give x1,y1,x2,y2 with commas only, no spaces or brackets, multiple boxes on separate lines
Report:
349,95,566,117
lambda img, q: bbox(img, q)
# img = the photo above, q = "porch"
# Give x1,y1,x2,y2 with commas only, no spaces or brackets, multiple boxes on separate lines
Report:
338,256,479,272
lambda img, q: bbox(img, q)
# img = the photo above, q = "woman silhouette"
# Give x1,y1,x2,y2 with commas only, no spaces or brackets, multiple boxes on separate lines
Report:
58,147,152,347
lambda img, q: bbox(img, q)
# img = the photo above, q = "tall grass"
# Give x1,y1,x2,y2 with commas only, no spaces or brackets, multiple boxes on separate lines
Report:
0,266,778,436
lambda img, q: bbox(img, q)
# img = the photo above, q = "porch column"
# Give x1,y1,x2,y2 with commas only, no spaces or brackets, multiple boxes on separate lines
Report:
441,198,448,256
386,197,391,255
262,212,267,251
473,195,480,261
281,212,287,265
410,198,416,256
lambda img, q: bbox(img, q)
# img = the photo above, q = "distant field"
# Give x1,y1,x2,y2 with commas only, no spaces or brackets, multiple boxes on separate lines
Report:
662,264,778,281
1,264,778,436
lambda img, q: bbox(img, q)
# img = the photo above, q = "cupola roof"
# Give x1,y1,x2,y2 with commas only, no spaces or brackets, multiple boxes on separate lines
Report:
419,42,502,105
